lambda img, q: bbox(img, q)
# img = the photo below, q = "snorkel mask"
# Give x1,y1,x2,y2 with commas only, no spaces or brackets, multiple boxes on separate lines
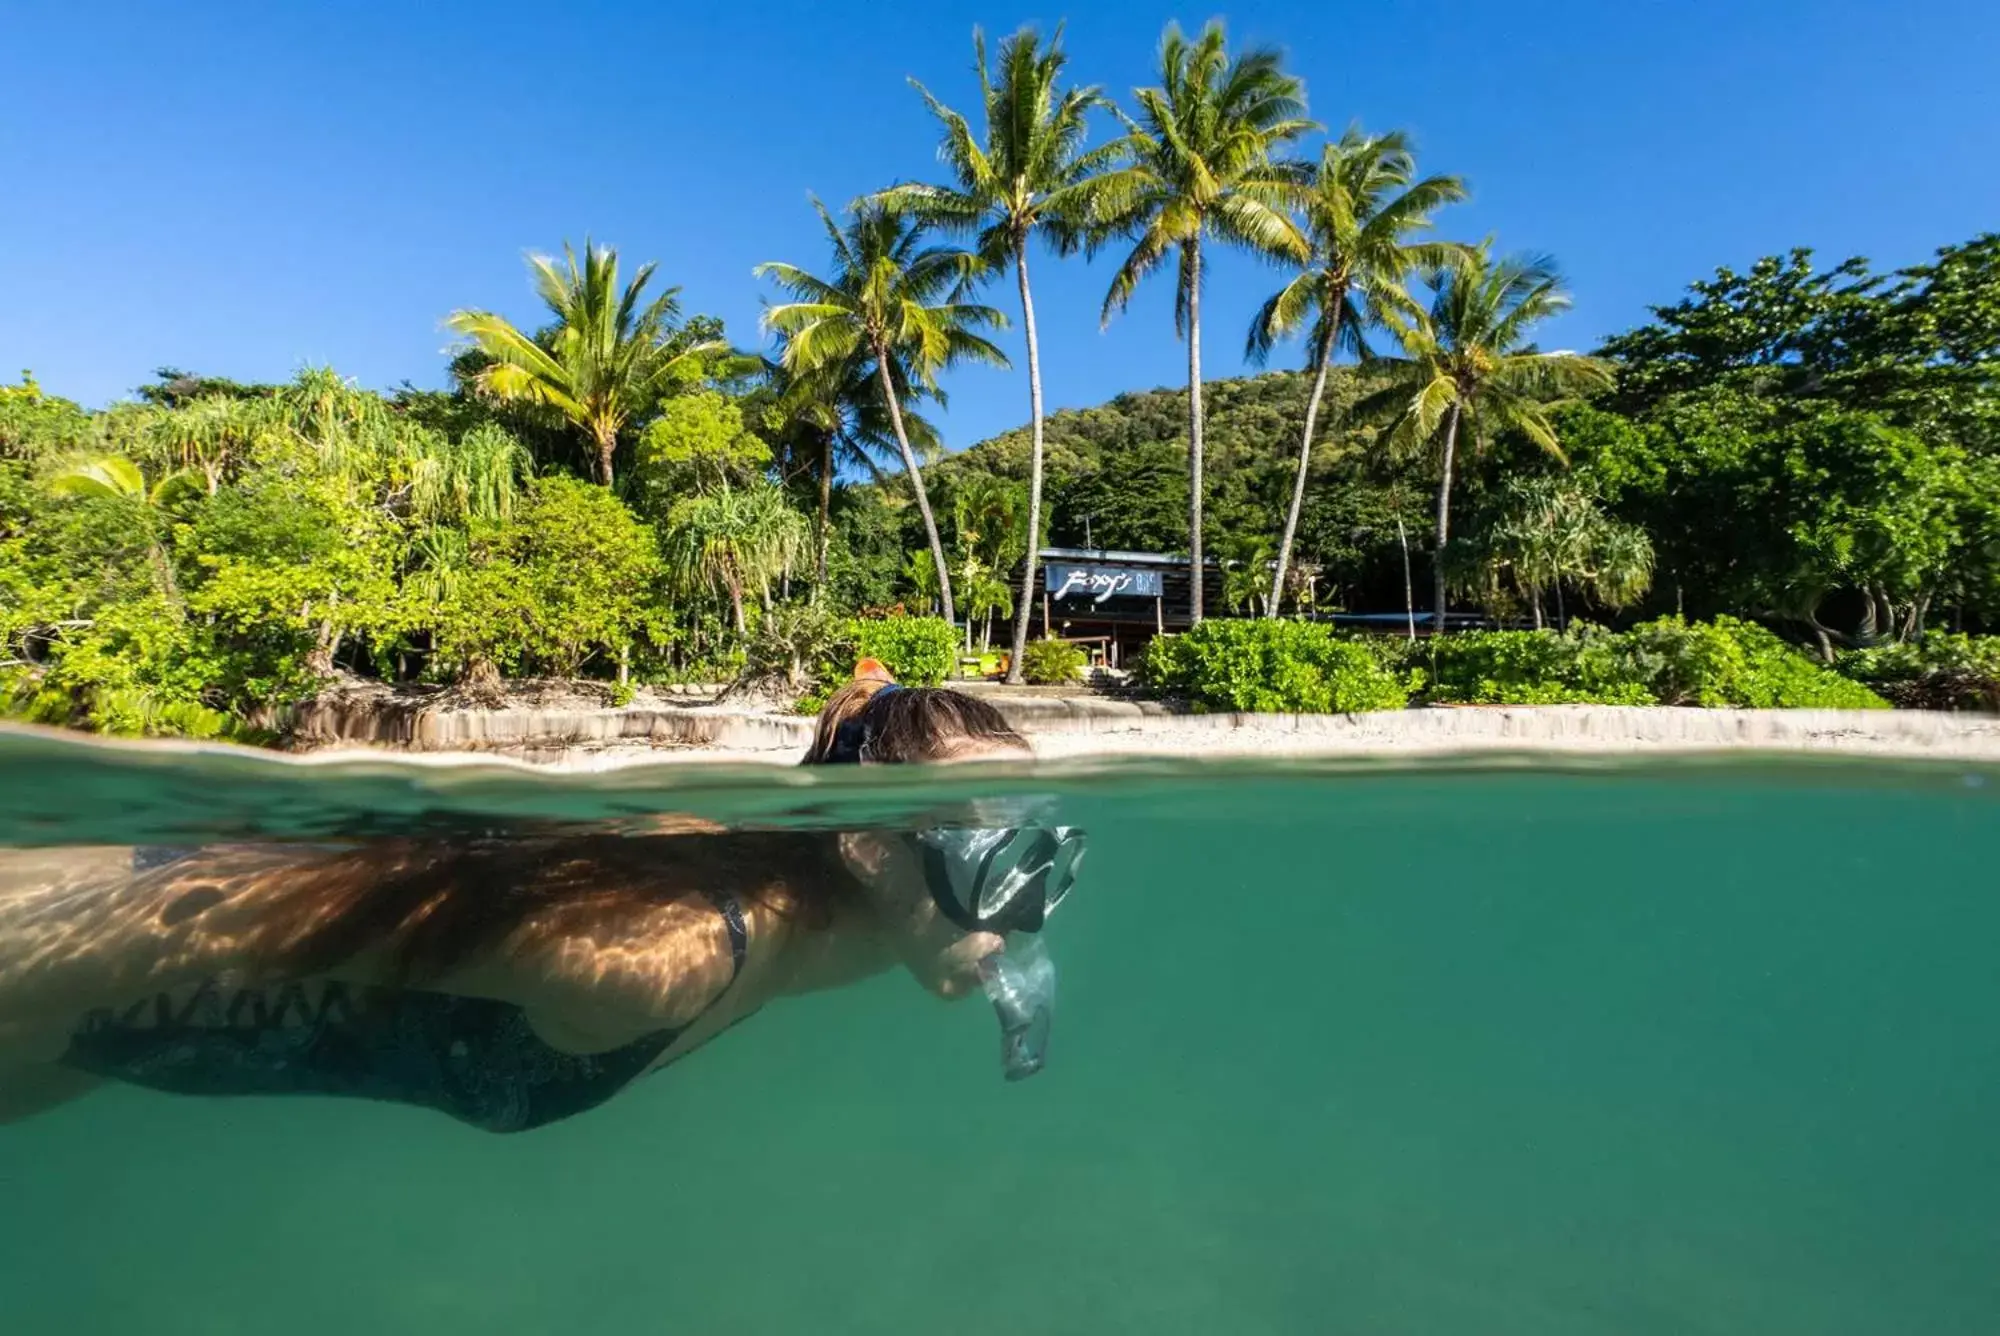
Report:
905,823,1086,936
903,821,1085,1082
821,680,1085,1082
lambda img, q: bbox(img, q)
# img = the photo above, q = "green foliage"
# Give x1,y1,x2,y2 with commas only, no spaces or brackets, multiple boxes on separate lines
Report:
1021,637,1087,685
1619,617,1889,708
745,599,847,688
0,373,93,461
447,240,728,485
848,614,960,687
431,476,663,680
1139,619,1409,713
1411,627,1655,705
661,483,809,632
790,612,962,714
1412,618,1887,709
1839,634,2000,711
1452,475,1654,619
1583,387,1971,635
634,390,773,503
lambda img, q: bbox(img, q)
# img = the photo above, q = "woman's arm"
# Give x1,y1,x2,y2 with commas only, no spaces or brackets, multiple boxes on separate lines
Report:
0,845,322,1058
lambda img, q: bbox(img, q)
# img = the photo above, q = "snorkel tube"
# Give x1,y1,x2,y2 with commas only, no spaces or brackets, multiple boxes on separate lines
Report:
905,821,1085,1082
978,936,1056,1081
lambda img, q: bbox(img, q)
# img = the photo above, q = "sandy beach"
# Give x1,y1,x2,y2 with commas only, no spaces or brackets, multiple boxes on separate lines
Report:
264,696,2000,769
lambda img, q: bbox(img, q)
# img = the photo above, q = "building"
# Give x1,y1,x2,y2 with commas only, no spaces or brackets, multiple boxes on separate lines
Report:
1027,547,1216,668
1022,546,1483,668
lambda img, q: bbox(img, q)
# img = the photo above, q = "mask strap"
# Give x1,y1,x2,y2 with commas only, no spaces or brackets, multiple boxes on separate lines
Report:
827,683,900,764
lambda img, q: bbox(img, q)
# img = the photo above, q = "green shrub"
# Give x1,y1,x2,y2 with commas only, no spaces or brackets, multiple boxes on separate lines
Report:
847,614,958,686
1138,620,1410,714
1839,634,2000,711
431,477,662,681
1411,618,1886,709
744,600,846,688
1416,627,1656,705
1020,638,1087,685
1620,616,1888,709
787,614,959,714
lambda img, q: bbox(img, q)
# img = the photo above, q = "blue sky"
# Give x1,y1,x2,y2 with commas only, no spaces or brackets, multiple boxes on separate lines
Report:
4,0,1996,451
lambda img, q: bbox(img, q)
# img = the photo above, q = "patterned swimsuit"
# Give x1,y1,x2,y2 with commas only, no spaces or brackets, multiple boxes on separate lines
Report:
63,849,749,1133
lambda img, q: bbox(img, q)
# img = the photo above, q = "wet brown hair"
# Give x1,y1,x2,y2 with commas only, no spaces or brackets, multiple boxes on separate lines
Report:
208,670,1023,984
803,661,1028,765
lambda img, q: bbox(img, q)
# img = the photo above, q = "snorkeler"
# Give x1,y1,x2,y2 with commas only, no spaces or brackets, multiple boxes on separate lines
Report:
0,664,1081,1132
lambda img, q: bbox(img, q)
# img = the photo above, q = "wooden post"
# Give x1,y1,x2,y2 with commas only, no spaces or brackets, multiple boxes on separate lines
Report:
1155,592,1164,635
1042,590,1051,639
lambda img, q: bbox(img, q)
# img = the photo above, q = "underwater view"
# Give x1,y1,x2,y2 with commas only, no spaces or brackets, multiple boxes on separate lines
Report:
1,734,1997,1334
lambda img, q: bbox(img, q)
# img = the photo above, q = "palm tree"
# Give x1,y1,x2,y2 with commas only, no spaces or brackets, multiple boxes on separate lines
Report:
663,483,812,634
757,199,1010,626
1370,245,1614,629
758,351,939,588
1097,20,1314,625
47,455,194,599
881,24,1116,679
1214,529,1276,616
48,455,151,502
447,241,725,486
950,475,1030,650
1247,128,1468,615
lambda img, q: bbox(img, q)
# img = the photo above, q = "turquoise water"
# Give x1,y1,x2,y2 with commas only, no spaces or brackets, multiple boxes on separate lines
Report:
3,733,1999,1334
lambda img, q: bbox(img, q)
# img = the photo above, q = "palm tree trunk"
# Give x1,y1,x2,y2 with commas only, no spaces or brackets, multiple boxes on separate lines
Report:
1007,238,1047,681
1397,514,1415,642
728,578,746,636
1270,319,1337,617
1185,239,1207,627
1433,401,1462,632
815,430,833,587
874,347,955,626
595,425,617,487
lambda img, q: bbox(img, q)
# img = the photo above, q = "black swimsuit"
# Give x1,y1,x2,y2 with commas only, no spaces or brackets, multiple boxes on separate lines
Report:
62,872,751,1133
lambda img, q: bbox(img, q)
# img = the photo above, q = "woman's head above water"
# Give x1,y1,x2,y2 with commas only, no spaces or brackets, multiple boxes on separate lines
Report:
803,660,1030,767
802,663,1058,1009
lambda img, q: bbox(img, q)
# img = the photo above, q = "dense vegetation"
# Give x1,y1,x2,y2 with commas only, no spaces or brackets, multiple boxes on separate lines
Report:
1136,617,1888,714
5,18,1997,737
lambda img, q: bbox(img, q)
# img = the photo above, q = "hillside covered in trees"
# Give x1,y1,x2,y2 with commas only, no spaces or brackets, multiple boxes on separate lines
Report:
879,233,2000,652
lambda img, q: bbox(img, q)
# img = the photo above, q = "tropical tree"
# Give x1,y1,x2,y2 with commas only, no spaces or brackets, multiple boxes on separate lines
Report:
46,455,195,599
949,474,1029,649
756,351,938,587
1247,128,1467,614
901,547,943,615
663,483,812,634
447,241,725,486
1370,246,1614,628
1097,20,1314,624
402,422,532,528
757,199,1010,626
881,24,1115,679
47,455,151,503
1214,528,1276,616
1454,475,1653,627
136,393,278,493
